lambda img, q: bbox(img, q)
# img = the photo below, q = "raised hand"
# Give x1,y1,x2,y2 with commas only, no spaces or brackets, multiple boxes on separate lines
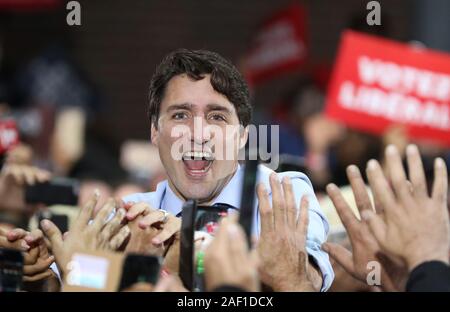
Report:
0,164,50,212
204,216,259,292
125,202,181,250
322,165,407,291
2,228,57,291
41,192,130,277
362,145,449,272
256,173,317,291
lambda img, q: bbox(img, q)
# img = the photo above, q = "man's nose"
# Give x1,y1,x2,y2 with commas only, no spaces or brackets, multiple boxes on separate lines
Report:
191,116,212,145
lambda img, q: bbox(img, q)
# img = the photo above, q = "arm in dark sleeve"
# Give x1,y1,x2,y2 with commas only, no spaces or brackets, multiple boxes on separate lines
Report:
406,261,450,292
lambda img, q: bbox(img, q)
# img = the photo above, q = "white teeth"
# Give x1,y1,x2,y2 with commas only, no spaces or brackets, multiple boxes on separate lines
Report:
183,151,213,160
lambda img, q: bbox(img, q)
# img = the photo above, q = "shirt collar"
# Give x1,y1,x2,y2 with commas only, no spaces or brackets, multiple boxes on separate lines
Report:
160,164,243,215
210,164,243,208
160,181,184,216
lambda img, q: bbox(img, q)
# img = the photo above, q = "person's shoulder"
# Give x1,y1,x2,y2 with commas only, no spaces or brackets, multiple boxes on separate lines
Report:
122,191,156,205
122,180,167,207
257,164,313,189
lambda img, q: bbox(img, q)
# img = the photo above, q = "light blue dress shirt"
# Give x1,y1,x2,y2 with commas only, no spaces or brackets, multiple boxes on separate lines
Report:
124,164,334,291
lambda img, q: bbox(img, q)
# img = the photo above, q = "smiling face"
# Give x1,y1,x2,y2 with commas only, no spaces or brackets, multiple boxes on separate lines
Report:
151,74,248,203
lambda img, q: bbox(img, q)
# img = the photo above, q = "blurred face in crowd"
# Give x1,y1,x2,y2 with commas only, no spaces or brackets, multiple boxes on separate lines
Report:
114,183,145,200
151,74,247,203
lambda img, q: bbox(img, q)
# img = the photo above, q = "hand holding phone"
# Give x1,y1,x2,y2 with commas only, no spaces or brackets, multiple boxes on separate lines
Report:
25,178,79,206
0,248,24,292
118,254,162,291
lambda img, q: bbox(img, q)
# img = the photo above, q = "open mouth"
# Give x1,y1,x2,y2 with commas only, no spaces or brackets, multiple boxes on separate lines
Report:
182,151,214,176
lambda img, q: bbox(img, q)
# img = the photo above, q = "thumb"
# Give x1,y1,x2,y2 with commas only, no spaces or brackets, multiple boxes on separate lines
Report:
63,232,70,241
40,219,63,256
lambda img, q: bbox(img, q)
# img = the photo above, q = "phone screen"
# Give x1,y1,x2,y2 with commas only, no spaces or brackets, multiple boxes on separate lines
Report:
194,207,231,234
239,159,259,246
194,205,234,291
25,178,79,206
38,213,69,234
179,200,239,291
118,254,162,291
0,248,24,292
66,253,110,289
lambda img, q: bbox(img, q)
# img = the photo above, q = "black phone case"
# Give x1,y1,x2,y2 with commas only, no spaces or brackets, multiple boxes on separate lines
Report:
25,179,79,206
117,254,162,291
0,248,24,292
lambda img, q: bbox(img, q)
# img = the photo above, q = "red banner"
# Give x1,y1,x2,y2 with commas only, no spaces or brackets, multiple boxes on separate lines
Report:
243,3,308,85
325,31,450,147
0,119,19,154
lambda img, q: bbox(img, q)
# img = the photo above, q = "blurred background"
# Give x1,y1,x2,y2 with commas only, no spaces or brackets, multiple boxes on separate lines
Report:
0,0,449,235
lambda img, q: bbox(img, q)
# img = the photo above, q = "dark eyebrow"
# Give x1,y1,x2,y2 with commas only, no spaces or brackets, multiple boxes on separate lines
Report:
166,103,193,112
206,103,232,115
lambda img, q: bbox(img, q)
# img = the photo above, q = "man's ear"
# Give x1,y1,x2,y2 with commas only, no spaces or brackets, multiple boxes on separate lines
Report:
151,123,159,146
239,126,249,150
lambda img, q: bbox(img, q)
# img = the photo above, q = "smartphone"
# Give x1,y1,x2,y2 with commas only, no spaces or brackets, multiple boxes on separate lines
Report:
239,159,259,246
0,248,24,292
25,178,79,206
179,201,234,291
118,254,162,291
38,213,69,234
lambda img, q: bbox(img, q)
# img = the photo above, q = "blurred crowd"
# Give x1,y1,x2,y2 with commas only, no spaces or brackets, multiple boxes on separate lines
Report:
0,139,449,292
0,1,449,294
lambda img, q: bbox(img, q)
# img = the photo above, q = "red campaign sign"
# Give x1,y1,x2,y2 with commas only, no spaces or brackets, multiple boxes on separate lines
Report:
0,119,19,154
243,3,308,85
325,31,450,147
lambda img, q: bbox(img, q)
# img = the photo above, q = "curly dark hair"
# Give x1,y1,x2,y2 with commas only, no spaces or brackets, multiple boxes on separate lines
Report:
148,49,252,129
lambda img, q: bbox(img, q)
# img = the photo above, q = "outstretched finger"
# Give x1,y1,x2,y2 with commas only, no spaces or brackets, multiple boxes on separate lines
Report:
366,160,397,217
109,225,131,250
7,228,28,242
384,145,414,208
432,158,448,204
40,219,64,257
296,195,309,239
405,145,428,198
126,202,151,221
256,183,273,235
282,176,297,229
346,165,374,215
75,190,100,230
91,198,117,233
322,242,355,277
326,183,359,234
360,210,387,248
151,218,181,245
269,172,286,230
